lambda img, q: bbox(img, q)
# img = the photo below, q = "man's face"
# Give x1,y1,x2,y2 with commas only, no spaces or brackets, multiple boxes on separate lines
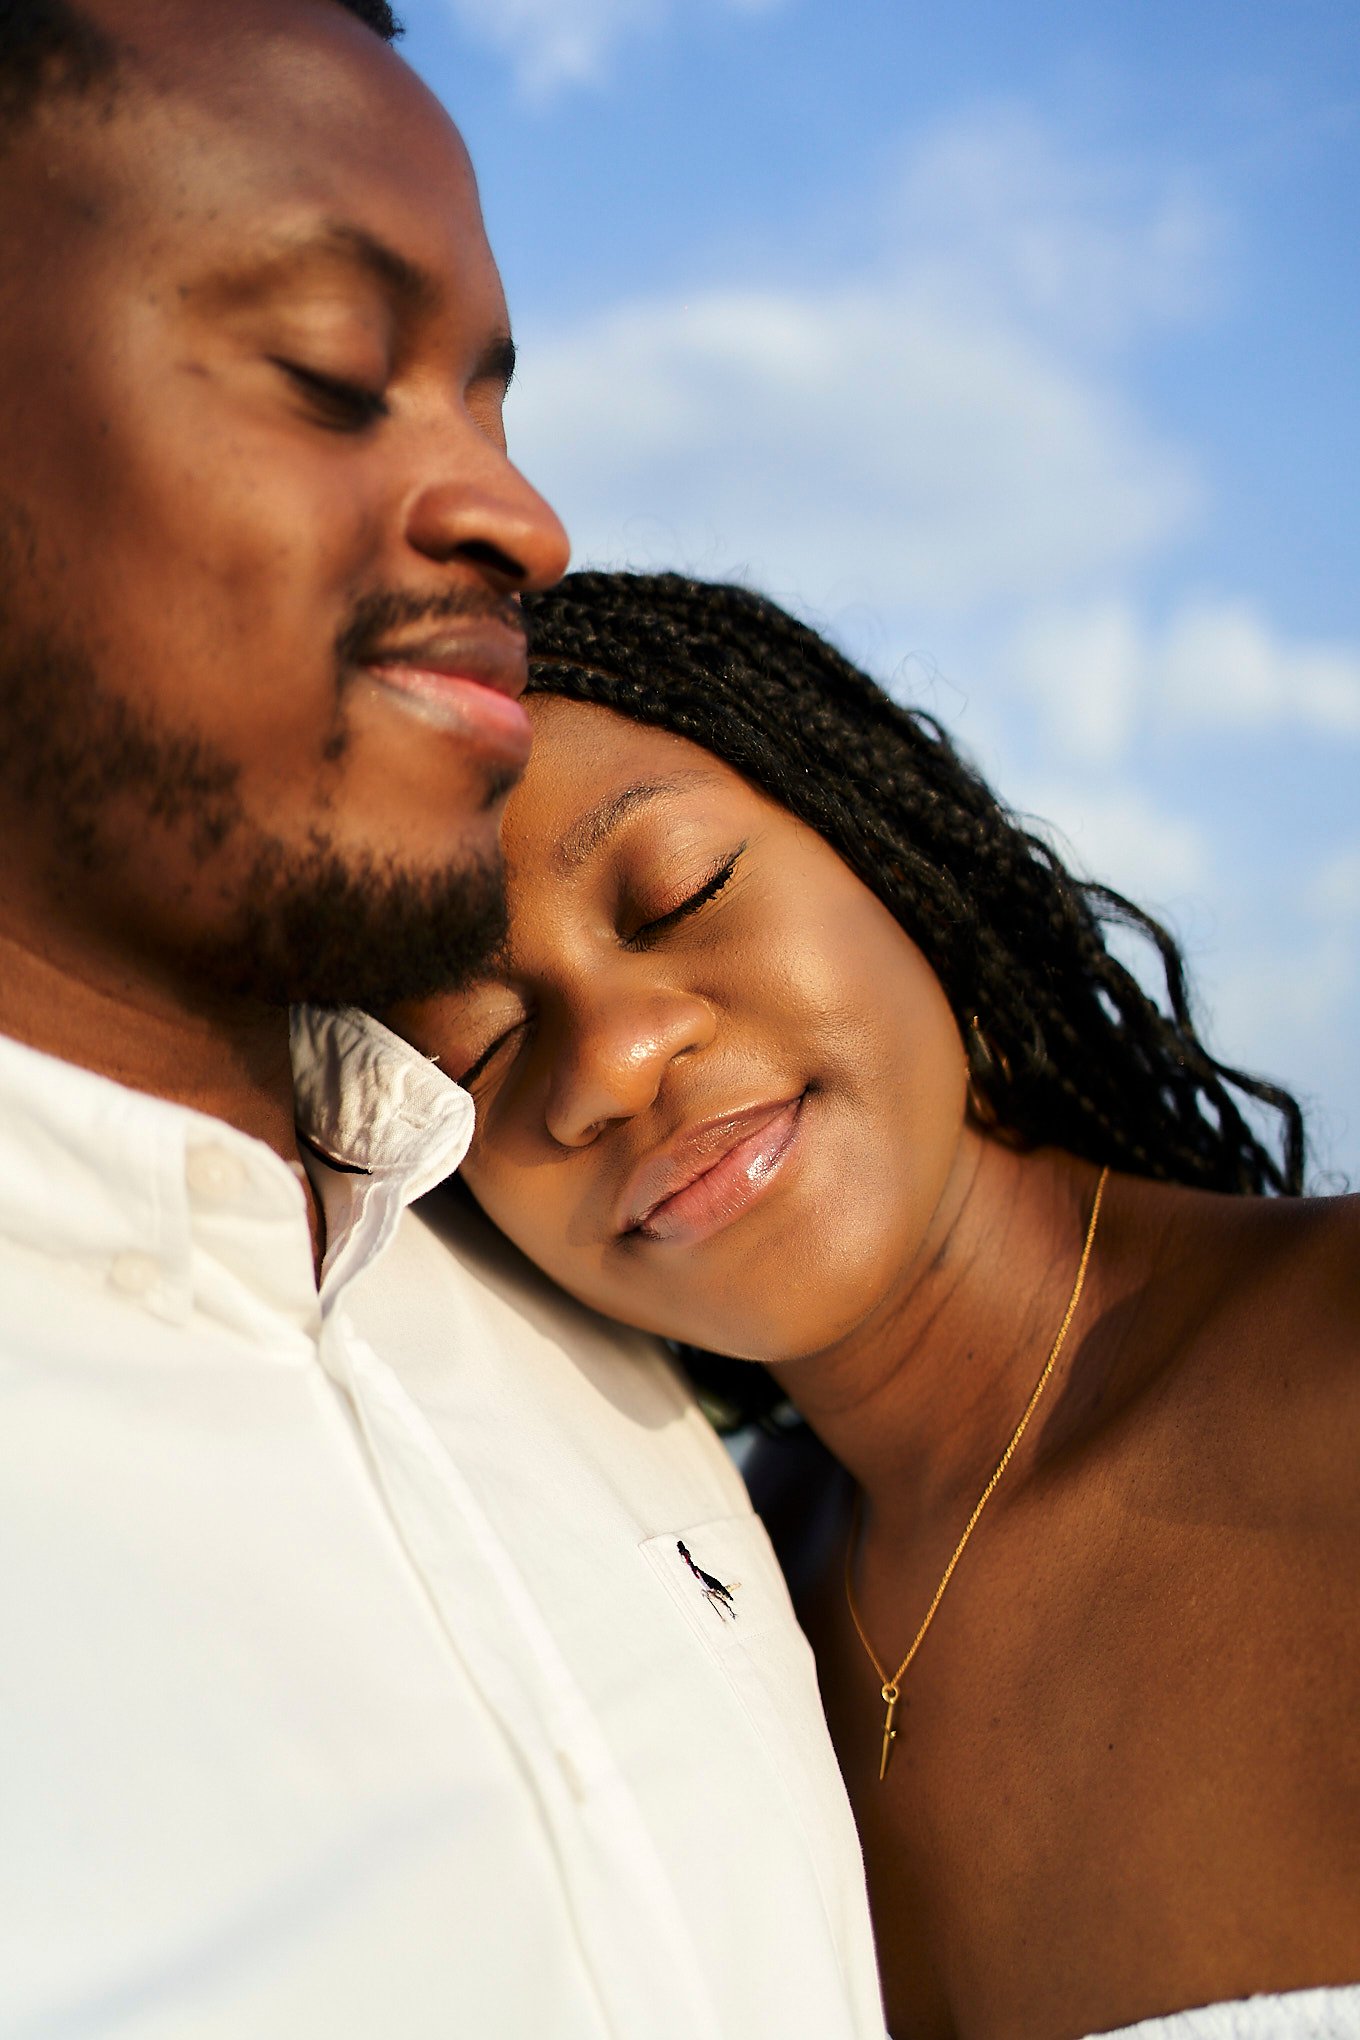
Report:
0,0,570,1009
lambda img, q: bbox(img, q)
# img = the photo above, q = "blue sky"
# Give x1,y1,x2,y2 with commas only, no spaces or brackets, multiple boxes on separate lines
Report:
401,0,1359,1185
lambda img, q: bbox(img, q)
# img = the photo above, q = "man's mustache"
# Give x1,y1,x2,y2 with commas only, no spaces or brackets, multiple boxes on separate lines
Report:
335,587,527,672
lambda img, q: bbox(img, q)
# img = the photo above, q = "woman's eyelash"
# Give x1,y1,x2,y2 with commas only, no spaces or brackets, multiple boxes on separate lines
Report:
459,852,744,1084
627,850,743,949
458,1020,528,1091
274,360,389,430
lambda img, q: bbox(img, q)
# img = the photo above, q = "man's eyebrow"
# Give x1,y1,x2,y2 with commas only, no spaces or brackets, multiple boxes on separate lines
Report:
192,222,517,388
188,219,435,313
315,220,436,313
553,772,715,874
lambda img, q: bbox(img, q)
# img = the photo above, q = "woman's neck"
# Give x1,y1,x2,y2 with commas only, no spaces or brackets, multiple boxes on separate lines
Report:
774,1136,1119,1546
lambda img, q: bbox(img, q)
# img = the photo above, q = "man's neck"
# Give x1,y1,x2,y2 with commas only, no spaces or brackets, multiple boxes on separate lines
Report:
0,920,307,1185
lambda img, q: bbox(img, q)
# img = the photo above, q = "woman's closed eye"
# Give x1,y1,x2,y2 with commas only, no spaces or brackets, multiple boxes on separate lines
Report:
272,358,390,431
456,848,743,1096
625,847,744,950
458,1015,531,1093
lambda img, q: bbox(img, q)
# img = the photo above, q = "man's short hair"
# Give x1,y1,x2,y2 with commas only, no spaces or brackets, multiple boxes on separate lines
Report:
0,0,403,138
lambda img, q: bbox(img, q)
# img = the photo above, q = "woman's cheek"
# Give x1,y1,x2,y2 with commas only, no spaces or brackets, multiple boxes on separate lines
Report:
469,1161,596,1306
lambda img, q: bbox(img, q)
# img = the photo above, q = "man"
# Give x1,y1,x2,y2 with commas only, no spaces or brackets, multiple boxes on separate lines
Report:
0,3,885,2033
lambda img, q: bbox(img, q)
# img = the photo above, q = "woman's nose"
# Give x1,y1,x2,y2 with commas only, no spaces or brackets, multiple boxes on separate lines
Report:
544,991,717,1149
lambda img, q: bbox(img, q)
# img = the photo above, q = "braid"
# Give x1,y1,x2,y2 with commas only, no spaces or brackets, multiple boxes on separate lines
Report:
524,571,1305,1199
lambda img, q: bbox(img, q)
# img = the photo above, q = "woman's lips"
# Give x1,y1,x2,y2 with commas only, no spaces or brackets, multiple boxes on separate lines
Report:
624,1095,805,1247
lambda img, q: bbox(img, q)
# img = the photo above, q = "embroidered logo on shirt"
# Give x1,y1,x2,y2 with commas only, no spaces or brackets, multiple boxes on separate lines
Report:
677,1540,740,1621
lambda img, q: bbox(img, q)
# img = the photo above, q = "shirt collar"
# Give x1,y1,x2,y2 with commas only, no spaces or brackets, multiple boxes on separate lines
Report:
0,1008,473,1324
289,1005,473,1195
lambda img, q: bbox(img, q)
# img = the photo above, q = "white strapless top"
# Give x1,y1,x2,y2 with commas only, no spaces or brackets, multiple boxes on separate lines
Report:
1090,1986,1360,2038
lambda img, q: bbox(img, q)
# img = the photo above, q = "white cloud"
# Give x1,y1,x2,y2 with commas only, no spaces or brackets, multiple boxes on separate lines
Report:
512,281,1198,611
1211,924,1357,1102
1007,596,1360,765
1161,601,1360,735
1008,601,1144,766
1309,843,1360,922
507,108,1215,606
884,108,1223,348
442,0,784,98
1003,773,1213,906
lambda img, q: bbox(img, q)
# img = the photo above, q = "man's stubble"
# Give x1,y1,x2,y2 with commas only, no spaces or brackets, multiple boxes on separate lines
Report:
0,498,510,1011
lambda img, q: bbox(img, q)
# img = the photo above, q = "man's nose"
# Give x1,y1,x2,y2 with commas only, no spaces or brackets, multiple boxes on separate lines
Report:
545,991,718,1149
403,419,570,592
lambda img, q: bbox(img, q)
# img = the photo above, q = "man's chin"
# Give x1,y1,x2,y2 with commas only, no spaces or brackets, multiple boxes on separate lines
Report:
194,843,509,1011
0,590,511,1013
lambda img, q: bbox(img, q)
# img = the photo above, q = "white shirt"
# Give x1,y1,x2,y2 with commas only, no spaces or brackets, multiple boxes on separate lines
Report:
1090,1990,1360,2038
0,1008,885,2039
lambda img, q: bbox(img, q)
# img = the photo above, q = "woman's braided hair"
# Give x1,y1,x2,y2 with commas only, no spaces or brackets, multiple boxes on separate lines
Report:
524,570,1305,1200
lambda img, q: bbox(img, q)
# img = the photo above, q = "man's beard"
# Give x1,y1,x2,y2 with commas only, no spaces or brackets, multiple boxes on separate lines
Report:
217,831,508,1010
0,516,510,1009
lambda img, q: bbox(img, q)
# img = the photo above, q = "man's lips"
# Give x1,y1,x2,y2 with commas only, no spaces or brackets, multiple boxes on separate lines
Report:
359,624,532,764
618,1095,806,1246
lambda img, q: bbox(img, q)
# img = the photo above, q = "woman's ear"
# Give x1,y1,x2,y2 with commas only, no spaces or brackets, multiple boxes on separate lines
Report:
964,1014,1010,1130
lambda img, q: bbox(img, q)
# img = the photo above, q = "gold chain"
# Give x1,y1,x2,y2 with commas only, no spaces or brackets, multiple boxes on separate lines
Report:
844,1166,1109,1781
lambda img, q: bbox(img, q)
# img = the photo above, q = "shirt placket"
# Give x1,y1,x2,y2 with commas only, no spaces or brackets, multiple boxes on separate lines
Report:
314,1198,725,2040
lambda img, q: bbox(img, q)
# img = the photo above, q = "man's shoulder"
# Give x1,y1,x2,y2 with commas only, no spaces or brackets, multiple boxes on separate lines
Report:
411,1185,661,1344
378,1181,677,1383
345,1182,750,1515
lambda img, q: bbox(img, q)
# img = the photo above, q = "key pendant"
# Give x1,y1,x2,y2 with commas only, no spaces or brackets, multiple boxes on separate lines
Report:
878,1681,900,1781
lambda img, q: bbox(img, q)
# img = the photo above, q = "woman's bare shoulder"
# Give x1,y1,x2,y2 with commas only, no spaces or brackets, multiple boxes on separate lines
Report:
1222,1188,1359,1335
1076,1182,1360,1526
1185,1190,1360,1519
1137,1181,1360,1343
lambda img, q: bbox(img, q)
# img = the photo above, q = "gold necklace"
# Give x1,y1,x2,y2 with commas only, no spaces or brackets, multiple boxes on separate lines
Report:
844,1166,1109,1782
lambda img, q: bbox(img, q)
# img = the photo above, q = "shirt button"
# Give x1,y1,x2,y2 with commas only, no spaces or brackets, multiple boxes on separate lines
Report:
186,1146,248,1201
108,1250,162,1297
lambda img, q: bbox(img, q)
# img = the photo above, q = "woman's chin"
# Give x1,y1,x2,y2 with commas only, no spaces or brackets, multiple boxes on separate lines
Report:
658,1274,893,1376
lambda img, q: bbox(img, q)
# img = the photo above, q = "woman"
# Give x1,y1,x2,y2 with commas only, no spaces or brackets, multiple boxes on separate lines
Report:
390,571,1360,2040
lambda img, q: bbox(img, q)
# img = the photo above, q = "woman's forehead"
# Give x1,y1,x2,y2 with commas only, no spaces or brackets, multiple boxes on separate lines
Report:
511,698,733,842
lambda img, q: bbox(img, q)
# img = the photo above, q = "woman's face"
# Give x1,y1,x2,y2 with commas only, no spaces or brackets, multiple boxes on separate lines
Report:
391,696,973,1368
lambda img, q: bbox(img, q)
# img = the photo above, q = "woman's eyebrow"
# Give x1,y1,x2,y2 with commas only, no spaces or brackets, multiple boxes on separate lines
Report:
553,771,717,874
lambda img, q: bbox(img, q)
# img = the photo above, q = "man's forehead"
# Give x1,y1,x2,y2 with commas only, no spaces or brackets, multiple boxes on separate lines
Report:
75,0,473,219
53,2,500,320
